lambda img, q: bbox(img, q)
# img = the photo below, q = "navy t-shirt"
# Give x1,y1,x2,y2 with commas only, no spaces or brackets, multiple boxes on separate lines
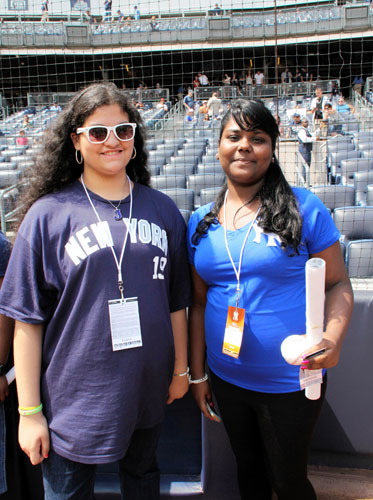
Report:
0,181,191,464
187,188,339,393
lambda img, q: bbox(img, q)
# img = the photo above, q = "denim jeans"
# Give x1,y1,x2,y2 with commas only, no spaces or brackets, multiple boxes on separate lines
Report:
210,370,326,500
42,424,162,500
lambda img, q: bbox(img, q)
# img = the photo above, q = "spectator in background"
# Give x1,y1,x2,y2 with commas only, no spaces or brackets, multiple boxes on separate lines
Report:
104,0,112,22
286,111,302,138
16,130,29,146
298,118,320,166
40,0,49,22
156,97,168,112
207,91,222,119
212,3,222,15
193,76,200,88
117,10,125,23
246,70,253,92
185,108,196,124
149,16,159,30
22,115,31,129
199,73,209,86
177,85,185,101
336,96,355,115
311,87,328,126
254,69,264,97
352,75,364,95
83,9,94,23
50,102,62,112
133,6,140,20
183,89,195,112
281,67,292,96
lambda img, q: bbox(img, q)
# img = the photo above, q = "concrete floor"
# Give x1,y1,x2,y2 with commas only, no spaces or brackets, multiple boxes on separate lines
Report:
309,466,373,500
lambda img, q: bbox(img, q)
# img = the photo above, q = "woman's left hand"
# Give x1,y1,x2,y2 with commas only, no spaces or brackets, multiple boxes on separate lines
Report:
166,375,189,405
300,336,343,371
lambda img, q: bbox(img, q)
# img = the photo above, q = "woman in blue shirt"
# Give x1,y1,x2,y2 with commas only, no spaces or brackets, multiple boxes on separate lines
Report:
187,99,353,500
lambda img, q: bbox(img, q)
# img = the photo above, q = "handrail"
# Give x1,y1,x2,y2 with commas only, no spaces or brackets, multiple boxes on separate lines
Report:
0,182,23,233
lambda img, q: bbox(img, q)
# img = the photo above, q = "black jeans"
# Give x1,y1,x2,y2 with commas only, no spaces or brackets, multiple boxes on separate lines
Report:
210,371,326,500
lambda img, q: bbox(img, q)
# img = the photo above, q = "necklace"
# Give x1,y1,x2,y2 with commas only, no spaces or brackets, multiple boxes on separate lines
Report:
102,181,131,221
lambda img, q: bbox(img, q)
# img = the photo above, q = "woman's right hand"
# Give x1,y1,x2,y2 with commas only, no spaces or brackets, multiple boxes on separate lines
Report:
19,412,50,465
191,380,217,421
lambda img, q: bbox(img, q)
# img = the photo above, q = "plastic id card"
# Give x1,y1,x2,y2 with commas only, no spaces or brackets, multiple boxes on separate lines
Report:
222,306,245,359
108,297,142,351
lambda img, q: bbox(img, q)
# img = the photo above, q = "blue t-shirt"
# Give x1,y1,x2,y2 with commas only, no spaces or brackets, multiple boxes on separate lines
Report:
0,181,191,464
187,188,339,393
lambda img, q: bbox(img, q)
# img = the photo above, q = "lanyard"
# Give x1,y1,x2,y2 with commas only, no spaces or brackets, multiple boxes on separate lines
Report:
81,175,133,299
223,189,260,309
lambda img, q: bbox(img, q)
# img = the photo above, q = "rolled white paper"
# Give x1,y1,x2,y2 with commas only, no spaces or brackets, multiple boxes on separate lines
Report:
305,258,326,400
281,335,308,365
5,366,15,385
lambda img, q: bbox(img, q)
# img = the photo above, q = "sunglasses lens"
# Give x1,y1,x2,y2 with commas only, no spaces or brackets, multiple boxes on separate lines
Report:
89,127,108,143
116,124,134,141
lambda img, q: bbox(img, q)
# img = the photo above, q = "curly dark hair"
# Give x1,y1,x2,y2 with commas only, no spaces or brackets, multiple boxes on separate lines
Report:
192,98,303,254
17,82,150,225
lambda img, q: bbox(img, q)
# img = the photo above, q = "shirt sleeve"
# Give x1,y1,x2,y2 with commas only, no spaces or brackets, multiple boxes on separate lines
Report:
0,216,58,324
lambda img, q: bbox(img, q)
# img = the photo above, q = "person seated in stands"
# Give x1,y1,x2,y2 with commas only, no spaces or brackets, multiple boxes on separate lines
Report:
22,115,31,129
49,102,61,112
322,102,339,136
193,75,200,88
125,16,131,25
336,96,355,115
149,16,159,30
156,97,168,111
286,112,302,138
16,130,28,146
185,108,196,124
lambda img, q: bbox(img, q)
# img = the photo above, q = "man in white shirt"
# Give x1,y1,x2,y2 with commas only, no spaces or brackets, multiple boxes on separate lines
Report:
207,92,222,119
199,73,209,86
281,68,292,96
254,70,264,97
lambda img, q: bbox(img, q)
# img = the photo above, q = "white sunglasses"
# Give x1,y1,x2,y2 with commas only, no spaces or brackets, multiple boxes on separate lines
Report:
76,123,137,144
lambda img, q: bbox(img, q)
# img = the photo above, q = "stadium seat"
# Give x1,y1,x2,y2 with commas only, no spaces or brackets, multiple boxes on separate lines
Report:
200,186,222,206
151,175,186,190
366,185,373,206
197,163,224,174
326,141,355,154
333,206,373,245
0,170,21,189
339,158,373,185
310,185,355,211
159,188,194,211
162,164,195,176
187,173,226,206
354,171,373,206
346,239,373,278
179,209,191,224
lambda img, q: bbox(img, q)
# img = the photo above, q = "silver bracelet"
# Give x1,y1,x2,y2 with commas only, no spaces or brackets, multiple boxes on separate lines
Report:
189,373,209,384
173,366,190,377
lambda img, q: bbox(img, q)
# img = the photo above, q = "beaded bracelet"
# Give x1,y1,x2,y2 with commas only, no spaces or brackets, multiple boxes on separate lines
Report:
173,366,190,377
18,403,43,416
189,373,209,384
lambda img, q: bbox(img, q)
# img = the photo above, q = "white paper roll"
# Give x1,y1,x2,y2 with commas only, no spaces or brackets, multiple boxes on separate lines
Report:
305,258,325,400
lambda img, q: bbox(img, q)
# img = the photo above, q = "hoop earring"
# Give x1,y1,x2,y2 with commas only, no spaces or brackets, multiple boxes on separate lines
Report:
75,149,83,165
131,147,137,160
272,156,275,163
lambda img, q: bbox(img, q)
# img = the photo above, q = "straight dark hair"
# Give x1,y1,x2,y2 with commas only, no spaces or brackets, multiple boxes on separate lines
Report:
192,99,303,254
